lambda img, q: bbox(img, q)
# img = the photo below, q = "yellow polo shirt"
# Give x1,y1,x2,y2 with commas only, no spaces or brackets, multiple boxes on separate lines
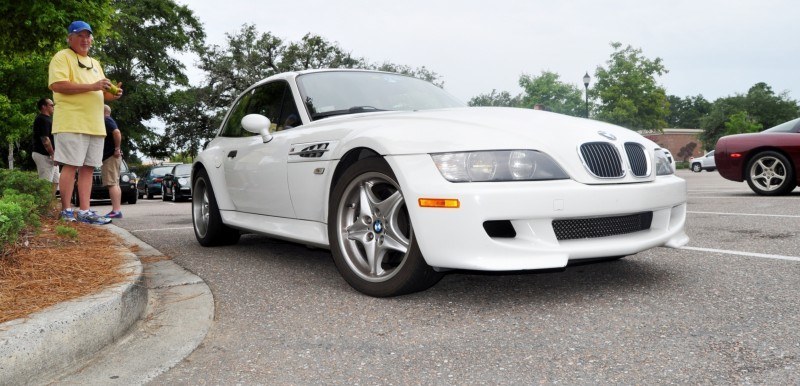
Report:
48,48,106,136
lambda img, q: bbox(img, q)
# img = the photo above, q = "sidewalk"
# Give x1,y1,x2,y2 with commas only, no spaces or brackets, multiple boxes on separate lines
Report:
0,225,213,385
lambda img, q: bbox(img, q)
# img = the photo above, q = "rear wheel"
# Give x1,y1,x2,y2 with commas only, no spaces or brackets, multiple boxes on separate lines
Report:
192,168,240,246
745,151,796,195
328,157,442,297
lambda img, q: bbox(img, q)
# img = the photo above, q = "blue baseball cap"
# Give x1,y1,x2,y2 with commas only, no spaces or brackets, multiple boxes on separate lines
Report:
67,21,92,35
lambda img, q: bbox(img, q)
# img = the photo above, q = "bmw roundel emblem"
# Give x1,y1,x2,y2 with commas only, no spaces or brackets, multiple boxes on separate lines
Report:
373,220,384,233
598,131,617,141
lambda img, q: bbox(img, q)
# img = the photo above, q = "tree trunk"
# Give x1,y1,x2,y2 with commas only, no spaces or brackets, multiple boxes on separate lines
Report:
7,142,14,170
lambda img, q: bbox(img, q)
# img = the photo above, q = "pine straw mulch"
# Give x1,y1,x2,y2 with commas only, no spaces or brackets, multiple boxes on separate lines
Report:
0,210,130,324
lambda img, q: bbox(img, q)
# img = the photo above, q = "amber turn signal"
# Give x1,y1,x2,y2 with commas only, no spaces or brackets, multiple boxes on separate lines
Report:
418,198,460,208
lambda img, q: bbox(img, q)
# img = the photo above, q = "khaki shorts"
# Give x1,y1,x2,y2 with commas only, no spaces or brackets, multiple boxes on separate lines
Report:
54,132,104,168
101,156,121,186
32,152,60,183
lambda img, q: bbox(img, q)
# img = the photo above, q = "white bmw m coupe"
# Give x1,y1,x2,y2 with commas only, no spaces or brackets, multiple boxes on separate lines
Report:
192,69,688,297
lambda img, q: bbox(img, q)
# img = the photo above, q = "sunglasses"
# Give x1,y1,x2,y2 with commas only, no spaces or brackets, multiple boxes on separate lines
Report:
76,53,94,70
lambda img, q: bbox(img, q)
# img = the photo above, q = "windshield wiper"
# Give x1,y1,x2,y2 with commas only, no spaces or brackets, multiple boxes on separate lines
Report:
312,106,388,120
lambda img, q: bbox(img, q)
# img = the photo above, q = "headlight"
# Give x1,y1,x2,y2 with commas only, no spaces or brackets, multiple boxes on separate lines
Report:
431,150,569,182
178,177,188,185
121,175,130,183
654,149,674,176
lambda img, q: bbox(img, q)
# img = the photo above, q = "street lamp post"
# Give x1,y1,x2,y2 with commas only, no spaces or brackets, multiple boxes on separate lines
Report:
583,72,591,118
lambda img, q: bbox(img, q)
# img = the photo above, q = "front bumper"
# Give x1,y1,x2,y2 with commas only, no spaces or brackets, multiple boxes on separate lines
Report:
387,155,689,271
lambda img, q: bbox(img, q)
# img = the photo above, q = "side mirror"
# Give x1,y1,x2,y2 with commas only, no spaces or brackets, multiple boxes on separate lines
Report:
242,114,273,143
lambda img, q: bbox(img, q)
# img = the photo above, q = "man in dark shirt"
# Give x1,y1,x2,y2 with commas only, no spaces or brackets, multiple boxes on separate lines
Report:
32,98,60,193
101,104,123,218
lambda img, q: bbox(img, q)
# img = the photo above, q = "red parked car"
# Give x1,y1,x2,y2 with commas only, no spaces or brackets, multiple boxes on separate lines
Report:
715,117,800,195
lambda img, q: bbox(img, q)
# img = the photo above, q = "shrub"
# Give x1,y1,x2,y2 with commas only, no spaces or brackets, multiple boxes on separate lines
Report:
0,200,26,255
0,169,53,216
0,169,54,255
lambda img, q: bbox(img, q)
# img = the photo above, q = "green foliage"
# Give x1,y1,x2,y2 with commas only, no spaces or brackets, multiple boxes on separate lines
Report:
724,111,762,135
0,169,53,215
56,224,79,239
592,42,670,131
468,89,521,107
666,95,712,128
518,71,584,116
162,86,218,160
0,200,27,254
699,84,798,147
0,1,113,57
0,169,53,254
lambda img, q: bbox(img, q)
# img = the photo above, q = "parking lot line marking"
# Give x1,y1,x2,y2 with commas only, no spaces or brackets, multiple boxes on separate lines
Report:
688,210,800,219
131,226,193,233
680,246,800,262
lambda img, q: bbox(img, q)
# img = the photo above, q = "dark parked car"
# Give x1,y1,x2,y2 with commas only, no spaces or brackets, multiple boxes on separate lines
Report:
137,165,174,199
162,163,192,201
715,117,800,195
71,159,138,204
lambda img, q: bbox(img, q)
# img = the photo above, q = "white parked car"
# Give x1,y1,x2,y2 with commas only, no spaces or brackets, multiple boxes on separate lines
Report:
690,150,716,172
192,69,689,297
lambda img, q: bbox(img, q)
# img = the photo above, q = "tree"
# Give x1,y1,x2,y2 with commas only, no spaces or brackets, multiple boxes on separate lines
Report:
724,111,762,135
666,94,711,128
94,0,206,159
741,82,798,129
0,1,113,57
518,71,584,116
699,83,798,148
162,87,218,160
592,42,669,131
468,89,521,107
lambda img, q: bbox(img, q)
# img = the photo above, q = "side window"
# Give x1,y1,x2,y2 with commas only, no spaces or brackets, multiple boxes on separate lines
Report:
278,90,301,131
219,90,254,138
219,81,303,136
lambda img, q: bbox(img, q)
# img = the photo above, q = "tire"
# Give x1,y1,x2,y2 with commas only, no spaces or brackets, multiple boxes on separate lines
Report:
328,157,443,297
172,184,178,202
192,168,240,246
147,190,153,200
691,163,702,172
745,151,796,196
126,191,137,204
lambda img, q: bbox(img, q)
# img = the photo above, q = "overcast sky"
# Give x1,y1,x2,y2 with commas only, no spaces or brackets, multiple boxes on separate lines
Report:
177,0,799,104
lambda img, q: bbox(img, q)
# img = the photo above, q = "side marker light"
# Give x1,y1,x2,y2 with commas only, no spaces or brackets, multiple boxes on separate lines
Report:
418,198,460,208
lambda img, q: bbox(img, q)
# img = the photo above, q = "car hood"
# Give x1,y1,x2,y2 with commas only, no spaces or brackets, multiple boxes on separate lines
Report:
302,107,662,184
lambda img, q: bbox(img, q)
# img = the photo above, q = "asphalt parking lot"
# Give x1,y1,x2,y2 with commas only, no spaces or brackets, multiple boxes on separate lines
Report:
108,169,800,384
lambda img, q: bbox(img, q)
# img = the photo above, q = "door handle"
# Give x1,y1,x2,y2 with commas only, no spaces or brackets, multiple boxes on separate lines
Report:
227,150,238,158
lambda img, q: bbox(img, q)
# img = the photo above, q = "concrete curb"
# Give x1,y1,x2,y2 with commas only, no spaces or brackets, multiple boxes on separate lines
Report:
0,224,214,385
0,230,147,386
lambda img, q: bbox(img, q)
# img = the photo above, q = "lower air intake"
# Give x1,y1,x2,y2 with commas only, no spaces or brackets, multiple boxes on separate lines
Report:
552,212,653,241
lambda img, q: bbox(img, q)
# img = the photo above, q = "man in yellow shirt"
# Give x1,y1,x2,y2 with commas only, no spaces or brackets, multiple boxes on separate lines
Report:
49,20,122,224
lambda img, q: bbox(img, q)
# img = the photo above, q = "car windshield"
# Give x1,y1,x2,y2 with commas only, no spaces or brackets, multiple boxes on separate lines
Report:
763,117,800,133
175,164,191,175
152,166,172,177
296,71,465,121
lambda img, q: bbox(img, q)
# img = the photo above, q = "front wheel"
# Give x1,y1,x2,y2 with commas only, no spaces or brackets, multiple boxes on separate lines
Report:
691,163,702,172
328,158,442,297
192,168,240,246
745,151,796,196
